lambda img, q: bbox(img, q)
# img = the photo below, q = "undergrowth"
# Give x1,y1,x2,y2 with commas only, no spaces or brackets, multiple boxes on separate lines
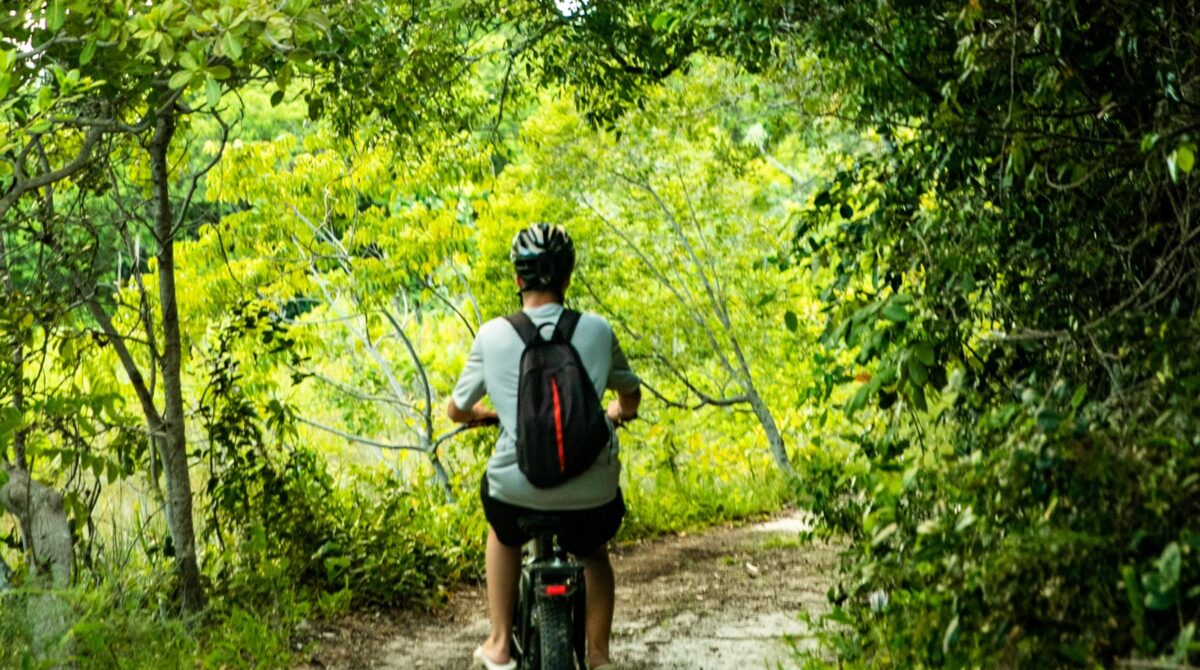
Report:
0,429,788,669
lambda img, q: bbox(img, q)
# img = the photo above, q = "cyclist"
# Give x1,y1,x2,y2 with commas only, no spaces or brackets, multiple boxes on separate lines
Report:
448,223,641,670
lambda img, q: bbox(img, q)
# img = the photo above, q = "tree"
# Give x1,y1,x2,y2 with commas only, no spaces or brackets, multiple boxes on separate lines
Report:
1,0,489,615
194,126,489,501
467,61,840,478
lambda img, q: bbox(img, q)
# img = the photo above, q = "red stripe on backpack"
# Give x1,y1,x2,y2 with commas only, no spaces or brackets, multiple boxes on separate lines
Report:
551,378,566,473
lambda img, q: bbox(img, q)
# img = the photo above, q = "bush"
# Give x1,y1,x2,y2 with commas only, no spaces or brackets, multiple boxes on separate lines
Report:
799,368,1200,667
209,447,487,609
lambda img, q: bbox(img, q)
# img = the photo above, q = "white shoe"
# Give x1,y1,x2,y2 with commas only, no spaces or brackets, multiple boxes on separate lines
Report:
473,646,517,670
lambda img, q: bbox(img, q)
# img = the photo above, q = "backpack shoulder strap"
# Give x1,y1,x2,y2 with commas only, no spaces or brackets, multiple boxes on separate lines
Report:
553,309,582,343
504,311,538,345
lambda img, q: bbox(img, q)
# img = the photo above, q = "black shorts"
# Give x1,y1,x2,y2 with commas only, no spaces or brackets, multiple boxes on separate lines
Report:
480,476,625,556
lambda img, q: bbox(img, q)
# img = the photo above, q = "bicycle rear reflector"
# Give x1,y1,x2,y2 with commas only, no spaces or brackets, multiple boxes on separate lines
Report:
544,584,568,596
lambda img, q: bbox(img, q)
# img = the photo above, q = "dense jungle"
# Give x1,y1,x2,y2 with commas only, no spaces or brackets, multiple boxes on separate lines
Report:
1,0,1198,668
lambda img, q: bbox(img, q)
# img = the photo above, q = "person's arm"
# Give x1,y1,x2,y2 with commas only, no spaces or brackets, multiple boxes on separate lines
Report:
448,328,496,425
606,327,642,425
447,399,498,425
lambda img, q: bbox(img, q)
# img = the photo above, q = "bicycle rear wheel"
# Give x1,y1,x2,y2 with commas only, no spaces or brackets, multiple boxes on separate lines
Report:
537,596,574,670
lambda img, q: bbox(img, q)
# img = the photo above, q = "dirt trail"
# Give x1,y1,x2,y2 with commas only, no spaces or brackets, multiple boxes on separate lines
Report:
302,512,837,670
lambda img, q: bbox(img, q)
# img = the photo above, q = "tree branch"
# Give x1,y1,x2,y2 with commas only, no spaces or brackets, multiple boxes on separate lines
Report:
85,299,165,430
295,416,425,452
639,379,748,410
0,126,105,223
298,368,420,410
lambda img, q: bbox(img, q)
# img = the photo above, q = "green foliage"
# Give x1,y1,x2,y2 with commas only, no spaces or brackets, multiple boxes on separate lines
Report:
0,581,299,670
209,448,488,609
12,0,1197,666
620,422,788,538
484,0,1200,665
748,0,1200,666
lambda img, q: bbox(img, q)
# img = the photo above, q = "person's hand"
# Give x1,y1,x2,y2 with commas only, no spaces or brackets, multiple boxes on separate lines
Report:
469,402,499,427
607,399,635,425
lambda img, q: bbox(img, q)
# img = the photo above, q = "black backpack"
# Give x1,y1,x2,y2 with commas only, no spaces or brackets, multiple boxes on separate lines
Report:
505,309,611,488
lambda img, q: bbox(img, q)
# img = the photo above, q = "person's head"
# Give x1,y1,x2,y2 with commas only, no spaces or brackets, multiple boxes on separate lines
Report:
510,223,575,303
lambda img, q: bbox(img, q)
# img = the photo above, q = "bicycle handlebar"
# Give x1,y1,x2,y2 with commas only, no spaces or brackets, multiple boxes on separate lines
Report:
463,415,632,430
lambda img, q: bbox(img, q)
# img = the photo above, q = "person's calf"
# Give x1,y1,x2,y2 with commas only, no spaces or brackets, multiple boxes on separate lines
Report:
481,528,521,664
578,545,617,668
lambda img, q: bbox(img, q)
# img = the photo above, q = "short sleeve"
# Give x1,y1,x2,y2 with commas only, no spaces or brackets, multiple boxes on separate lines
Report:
451,335,487,410
606,330,641,394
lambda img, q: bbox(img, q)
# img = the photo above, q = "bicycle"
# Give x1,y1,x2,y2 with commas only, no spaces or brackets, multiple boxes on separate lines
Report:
466,416,626,670
510,512,588,670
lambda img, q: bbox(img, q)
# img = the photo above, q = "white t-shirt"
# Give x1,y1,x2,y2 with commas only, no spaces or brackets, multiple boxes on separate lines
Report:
452,303,641,510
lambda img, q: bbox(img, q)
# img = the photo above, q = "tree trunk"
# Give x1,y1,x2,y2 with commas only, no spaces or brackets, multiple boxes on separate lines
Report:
148,106,205,614
429,452,455,503
725,318,796,478
742,384,796,477
0,229,74,664
0,465,74,665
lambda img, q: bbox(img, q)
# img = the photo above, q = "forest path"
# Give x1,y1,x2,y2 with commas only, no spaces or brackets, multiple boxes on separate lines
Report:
302,512,836,670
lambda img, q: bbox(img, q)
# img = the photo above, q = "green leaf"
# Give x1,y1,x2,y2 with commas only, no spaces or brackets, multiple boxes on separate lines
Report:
205,75,221,108
871,522,898,547
270,90,285,107
1142,543,1181,610
1158,542,1181,589
954,507,976,532
79,39,97,65
909,384,927,412
847,385,870,414
784,310,798,332
913,342,935,366
1070,384,1088,408
1177,145,1195,174
168,70,194,90
906,358,928,386
178,52,199,71
1172,623,1195,664
223,32,244,60
46,0,66,31
1122,565,1149,651
1036,410,1062,432
881,303,909,322
207,65,232,80
942,614,960,654
0,407,22,441
275,62,293,93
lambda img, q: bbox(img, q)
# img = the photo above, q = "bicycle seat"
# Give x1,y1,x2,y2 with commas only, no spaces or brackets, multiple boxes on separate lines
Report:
517,513,569,537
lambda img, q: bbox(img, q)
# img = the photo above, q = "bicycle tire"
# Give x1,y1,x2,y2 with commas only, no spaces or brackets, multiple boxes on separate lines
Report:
537,595,574,670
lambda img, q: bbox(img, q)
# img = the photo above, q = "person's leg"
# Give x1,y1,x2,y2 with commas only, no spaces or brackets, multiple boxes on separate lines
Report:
577,544,616,669
480,527,522,663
